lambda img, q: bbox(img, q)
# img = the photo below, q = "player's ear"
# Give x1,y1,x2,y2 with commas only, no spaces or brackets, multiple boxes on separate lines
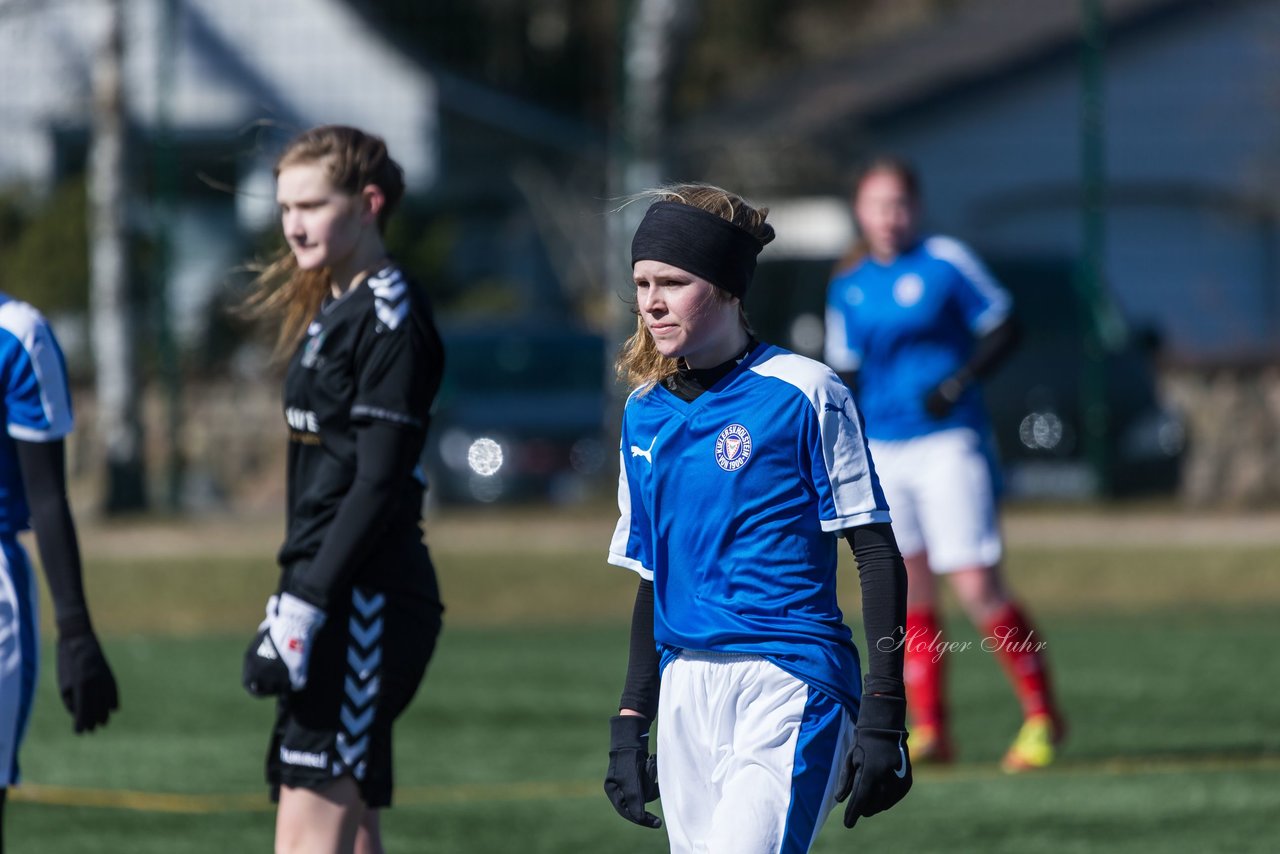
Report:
359,184,386,226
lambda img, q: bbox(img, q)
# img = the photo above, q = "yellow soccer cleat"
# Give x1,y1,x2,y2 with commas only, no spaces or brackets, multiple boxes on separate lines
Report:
1001,712,1065,772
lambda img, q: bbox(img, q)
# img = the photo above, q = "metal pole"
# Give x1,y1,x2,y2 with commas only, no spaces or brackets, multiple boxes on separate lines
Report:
153,0,183,511
89,0,147,512
1080,0,1111,495
606,0,698,406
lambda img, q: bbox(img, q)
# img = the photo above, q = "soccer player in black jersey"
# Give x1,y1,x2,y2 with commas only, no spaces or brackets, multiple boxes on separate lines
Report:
240,125,444,854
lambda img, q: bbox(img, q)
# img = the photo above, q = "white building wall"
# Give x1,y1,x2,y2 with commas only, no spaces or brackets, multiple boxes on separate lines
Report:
0,0,438,346
0,1,104,188
0,0,437,189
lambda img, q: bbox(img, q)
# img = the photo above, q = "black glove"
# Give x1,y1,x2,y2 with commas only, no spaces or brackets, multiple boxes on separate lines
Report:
836,693,912,828
923,371,970,419
55,615,119,734
243,629,291,697
243,595,288,697
604,714,662,829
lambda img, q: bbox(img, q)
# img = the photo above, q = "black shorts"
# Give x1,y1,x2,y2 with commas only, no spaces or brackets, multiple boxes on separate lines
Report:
266,572,442,808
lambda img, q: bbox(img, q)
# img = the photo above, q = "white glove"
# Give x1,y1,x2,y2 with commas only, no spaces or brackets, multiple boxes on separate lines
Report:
268,592,327,691
257,594,279,633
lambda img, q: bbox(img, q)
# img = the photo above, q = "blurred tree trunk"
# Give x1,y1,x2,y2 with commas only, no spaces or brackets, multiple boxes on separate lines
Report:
607,0,700,365
620,0,699,190
88,0,147,513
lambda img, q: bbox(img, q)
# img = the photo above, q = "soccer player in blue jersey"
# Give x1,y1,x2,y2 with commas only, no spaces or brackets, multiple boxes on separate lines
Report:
0,294,118,852
824,156,1065,771
239,126,444,854
603,184,912,853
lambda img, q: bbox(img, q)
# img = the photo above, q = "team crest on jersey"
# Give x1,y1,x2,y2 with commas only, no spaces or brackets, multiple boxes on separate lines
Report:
714,423,752,472
893,273,925,307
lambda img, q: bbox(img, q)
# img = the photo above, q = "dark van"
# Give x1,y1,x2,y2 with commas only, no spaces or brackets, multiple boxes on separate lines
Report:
747,225,1184,498
424,323,609,504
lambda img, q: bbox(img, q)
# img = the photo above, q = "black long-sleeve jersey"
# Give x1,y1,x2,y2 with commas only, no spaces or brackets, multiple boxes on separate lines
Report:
277,263,445,605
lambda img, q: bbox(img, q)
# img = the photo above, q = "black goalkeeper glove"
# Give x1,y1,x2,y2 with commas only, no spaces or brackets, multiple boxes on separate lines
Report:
604,714,662,829
923,370,971,419
243,594,290,697
55,614,119,734
836,693,912,828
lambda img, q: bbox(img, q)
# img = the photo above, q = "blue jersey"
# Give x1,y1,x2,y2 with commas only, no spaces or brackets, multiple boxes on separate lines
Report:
824,236,1011,441
0,294,75,534
608,343,891,711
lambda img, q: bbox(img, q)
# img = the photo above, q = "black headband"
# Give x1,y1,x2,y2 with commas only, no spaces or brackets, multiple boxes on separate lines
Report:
631,201,769,299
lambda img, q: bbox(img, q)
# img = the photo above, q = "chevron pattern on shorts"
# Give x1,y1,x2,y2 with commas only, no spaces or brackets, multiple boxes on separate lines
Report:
335,588,385,780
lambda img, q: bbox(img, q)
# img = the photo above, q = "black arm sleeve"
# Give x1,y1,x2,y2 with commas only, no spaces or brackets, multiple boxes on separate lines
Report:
843,522,907,696
14,438,91,634
961,314,1020,383
288,420,424,608
618,579,660,721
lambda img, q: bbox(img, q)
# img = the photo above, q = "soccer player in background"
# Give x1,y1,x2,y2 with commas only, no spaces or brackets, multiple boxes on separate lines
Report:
239,125,445,854
603,184,912,853
824,155,1066,771
0,293,118,853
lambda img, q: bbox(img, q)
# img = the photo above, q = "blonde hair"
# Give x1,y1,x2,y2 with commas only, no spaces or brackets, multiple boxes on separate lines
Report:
242,125,406,358
616,183,772,392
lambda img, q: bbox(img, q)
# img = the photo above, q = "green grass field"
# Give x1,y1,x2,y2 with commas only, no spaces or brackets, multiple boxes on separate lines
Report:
8,507,1280,852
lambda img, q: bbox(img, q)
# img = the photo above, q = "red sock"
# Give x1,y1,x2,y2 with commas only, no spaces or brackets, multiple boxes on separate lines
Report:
984,602,1057,720
904,606,946,730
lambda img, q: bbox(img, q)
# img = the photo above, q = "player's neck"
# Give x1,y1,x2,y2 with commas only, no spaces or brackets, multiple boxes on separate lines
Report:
684,324,749,370
869,235,919,265
669,336,756,401
329,237,389,298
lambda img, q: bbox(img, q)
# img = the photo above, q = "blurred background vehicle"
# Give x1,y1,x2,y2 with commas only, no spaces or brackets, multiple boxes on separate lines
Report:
425,322,609,505
976,254,1185,499
747,200,1186,500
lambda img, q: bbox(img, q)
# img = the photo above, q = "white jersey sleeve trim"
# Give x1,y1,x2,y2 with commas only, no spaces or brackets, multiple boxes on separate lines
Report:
607,551,654,581
820,510,892,533
9,423,65,443
749,352,887,526
608,447,654,580
923,236,1012,335
824,305,861,372
0,300,74,442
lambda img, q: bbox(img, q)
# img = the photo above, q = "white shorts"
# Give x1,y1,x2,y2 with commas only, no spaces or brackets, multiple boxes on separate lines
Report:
657,651,856,854
0,536,40,786
869,427,1003,572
